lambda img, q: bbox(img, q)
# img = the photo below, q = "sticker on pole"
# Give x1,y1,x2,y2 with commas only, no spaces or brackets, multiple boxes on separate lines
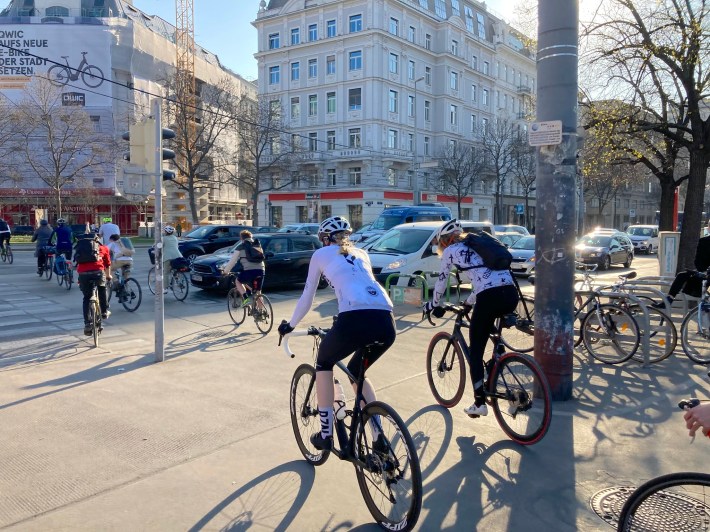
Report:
528,120,563,146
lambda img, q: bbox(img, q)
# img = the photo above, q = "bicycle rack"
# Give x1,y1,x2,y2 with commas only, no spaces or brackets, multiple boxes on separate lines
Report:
384,273,429,306
634,276,700,316
596,291,652,366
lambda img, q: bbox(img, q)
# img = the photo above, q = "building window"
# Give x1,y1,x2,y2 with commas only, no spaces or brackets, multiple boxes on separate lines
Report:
471,84,477,101
348,204,363,227
435,0,446,18
291,61,300,81
451,39,458,55
477,13,486,39
450,71,458,91
388,90,398,113
465,6,474,32
290,97,300,119
327,168,336,186
327,130,336,150
349,167,362,185
472,55,477,71
407,133,414,151
308,58,317,78
348,128,361,148
308,132,318,151
451,0,460,16
291,134,300,149
389,17,398,35
471,114,476,133
388,129,398,149
424,100,430,121
425,66,431,85
408,26,416,42
268,33,280,49
482,88,489,105
309,23,318,41
408,95,415,117
348,88,362,110
425,33,431,50
327,91,336,113
308,94,317,116
424,136,430,155
481,117,489,134
483,61,489,75
408,60,415,80
349,14,362,32
387,167,397,185
309,172,320,188
291,27,300,45
327,19,336,37
326,55,336,75
389,53,399,74
450,104,457,126
349,50,362,70
269,66,279,84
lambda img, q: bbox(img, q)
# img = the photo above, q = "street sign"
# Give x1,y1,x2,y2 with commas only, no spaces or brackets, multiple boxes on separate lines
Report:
528,120,563,146
629,208,636,218
515,204,524,215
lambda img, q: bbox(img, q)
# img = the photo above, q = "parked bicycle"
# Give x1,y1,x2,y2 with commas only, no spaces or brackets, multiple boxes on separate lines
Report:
107,265,142,312
425,303,552,445
53,254,74,291
679,267,710,364
148,262,189,301
281,324,422,531
0,242,13,264
39,246,56,281
226,273,273,334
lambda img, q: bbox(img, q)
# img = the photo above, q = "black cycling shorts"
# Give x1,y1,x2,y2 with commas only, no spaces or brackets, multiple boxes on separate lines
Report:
238,269,264,292
316,309,396,380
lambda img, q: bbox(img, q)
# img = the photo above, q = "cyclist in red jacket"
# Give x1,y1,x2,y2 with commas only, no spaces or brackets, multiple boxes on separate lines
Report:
75,233,112,336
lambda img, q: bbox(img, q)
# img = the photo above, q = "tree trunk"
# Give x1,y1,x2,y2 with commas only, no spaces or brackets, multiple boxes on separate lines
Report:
252,190,261,226
677,150,709,270
658,179,676,232
55,185,62,220
188,174,199,225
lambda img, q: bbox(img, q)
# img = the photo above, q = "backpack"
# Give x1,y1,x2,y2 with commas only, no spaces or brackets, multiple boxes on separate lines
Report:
242,238,265,263
74,238,101,264
460,231,513,271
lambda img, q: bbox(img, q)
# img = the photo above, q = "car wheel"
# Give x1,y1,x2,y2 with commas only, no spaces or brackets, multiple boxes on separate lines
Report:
624,253,633,268
186,251,201,264
601,255,611,270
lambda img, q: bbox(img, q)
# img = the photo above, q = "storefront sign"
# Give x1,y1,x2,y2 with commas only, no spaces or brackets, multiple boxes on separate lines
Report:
61,92,85,106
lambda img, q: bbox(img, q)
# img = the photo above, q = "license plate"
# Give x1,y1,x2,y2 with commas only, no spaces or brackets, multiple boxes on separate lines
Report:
191,274,202,282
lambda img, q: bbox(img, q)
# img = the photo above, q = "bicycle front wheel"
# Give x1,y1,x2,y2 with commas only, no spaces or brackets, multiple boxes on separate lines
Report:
147,267,156,295
355,401,422,531
425,331,466,408
489,352,551,445
582,304,640,364
171,271,189,301
500,295,535,353
254,294,274,334
289,364,330,466
121,278,142,312
617,472,710,532
6,247,12,264
63,272,72,291
227,288,246,325
680,305,710,364
45,257,54,280
1,249,5,262
629,305,677,364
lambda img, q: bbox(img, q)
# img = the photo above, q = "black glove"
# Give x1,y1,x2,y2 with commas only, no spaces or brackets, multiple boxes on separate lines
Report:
278,320,294,336
432,306,446,318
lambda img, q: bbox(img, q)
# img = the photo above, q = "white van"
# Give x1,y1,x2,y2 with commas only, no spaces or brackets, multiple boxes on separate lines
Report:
367,220,495,288
626,225,659,254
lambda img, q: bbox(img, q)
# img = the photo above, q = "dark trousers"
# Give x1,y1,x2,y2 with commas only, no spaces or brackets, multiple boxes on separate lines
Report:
36,248,46,269
79,271,108,325
468,285,519,395
669,270,702,299
0,234,9,250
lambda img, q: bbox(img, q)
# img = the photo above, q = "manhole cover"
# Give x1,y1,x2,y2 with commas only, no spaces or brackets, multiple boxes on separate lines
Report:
591,485,710,530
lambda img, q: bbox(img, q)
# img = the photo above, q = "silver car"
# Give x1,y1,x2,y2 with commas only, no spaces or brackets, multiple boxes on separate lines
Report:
509,236,536,276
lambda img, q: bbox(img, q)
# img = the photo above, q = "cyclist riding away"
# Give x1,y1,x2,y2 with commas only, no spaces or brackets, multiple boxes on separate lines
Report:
107,233,134,282
161,225,183,294
75,233,111,336
50,218,75,260
0,218,11,253
277,216,396,451
220,229,266,303
424,219,519,418
98,218,120,246
32,219,53,275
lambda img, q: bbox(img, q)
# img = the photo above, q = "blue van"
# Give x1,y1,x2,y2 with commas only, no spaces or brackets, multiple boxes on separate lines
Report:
355,204,452,245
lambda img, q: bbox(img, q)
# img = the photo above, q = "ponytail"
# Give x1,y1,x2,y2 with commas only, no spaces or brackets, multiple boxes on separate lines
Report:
333,232,353,256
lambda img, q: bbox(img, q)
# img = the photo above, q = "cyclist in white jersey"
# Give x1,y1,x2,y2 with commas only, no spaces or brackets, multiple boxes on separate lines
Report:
278,216,396,451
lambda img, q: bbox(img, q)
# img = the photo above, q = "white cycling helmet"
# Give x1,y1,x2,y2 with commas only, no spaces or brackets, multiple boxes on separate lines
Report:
318,216,352,239
164,225,175,235
436,219,463,241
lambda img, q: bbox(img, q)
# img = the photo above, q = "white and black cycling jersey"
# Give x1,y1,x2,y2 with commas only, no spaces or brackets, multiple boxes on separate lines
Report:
289,244,392,327
433,242,514,306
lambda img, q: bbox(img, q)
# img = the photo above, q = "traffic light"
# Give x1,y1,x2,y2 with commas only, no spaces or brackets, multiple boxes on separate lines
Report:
160,128,176,182
122,120,176,180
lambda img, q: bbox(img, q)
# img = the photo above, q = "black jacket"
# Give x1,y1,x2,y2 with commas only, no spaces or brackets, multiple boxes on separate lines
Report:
695,235,710,272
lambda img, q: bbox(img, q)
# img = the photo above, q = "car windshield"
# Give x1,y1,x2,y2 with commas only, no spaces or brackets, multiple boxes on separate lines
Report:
511,236,535,250
184,226,214,239
278,225,306,233
369,228,433,254
627,227,653,237
579,235,611,247
370,215,406,231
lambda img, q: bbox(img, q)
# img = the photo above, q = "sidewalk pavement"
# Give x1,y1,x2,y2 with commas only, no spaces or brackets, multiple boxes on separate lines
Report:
1,266,708,530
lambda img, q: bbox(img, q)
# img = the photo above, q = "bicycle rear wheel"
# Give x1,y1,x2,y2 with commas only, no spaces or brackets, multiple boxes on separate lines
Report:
500,295,535,353
489,352,551,445
171,271,189,301
1,249,5,262
254,293,274,334
45,256,54,280
425,332,466,408
355,401,422,531
121,278,142,312
56,267,64,286
227,288,246,325
6,247,12,264
680,305,710,364
582,304,640,364
63,272,72,291
628,305,677,364
147,267,156,294
616,472,710,531
289,364,330,465
90,299,100,348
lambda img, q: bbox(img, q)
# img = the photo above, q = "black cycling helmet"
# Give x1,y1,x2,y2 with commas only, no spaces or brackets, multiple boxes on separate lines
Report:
40,219,48,226
56,218,66,225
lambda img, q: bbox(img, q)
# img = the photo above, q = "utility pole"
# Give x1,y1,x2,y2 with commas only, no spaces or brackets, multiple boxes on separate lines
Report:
151,98,165,363
412,76,424,205
533,0,578,400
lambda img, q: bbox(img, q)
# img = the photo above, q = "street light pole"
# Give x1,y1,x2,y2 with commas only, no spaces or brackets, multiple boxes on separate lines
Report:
413,76,425,205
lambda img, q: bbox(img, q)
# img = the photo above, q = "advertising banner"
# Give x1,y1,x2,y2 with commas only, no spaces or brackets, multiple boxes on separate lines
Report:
0,25,112,106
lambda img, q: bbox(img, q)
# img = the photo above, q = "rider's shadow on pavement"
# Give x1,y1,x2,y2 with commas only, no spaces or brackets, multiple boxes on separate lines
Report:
165,325,269,359
187,460,315,532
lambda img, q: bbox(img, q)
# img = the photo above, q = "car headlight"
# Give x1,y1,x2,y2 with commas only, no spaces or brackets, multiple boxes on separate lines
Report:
589,252,599,258
385,257,407,270
529,256,536,263
641,240,649,246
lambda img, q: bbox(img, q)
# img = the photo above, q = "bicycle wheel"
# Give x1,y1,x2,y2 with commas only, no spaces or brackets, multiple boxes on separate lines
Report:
63,272,72,291
501,295,535,353
289,364,330,466
489,352,551,445
81,65,104,88
254,293,274,334
89,299,100,348
171,271,189,301
617,472,710,532
227,288,247,325
1,249,5,262
7,247,12,264
355,401,422,531
45,256,54,280
147,267,156,295
582,304,640,364
56,267,64,286
628,305,677,364
47,64,69,86
121,278,142,312
425,332,466,408
680,305,710,364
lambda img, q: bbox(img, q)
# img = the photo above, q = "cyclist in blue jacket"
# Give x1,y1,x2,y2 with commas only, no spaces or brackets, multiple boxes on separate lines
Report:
50,218,75,260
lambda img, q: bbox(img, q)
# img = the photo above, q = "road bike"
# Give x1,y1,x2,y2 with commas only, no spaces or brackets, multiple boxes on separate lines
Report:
616,398,710,531
425,303,552,445
47,51,104,88
53,253,74,291
107,265,142,312
0,242,13,264
39,246,56,281
148,265,189,301
281,323,422,531
226,274,273,334
88,284,102,348
679,268,710,364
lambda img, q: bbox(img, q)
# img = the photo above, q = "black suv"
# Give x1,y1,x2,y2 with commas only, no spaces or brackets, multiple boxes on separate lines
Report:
190,233,325,291
178,224,251,262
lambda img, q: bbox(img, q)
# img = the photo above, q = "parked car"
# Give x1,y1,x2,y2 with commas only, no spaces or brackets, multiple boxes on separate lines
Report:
189,233,325,291
253,225,280,233
509,236,536,276
498,233,524,248
575,232,634,270
358,204,452,243
11,225,34,236
493,224,530,236
277,223,320,235
349,223,373,243
178,224,252,263
626,225,659,254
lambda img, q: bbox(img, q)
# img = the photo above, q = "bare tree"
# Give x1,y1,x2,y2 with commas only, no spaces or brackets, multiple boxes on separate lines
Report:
437,142,486,218
583,0,710,268
479,118,517,223
0,95,21,189
10,78,115,219
510,132,537,229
